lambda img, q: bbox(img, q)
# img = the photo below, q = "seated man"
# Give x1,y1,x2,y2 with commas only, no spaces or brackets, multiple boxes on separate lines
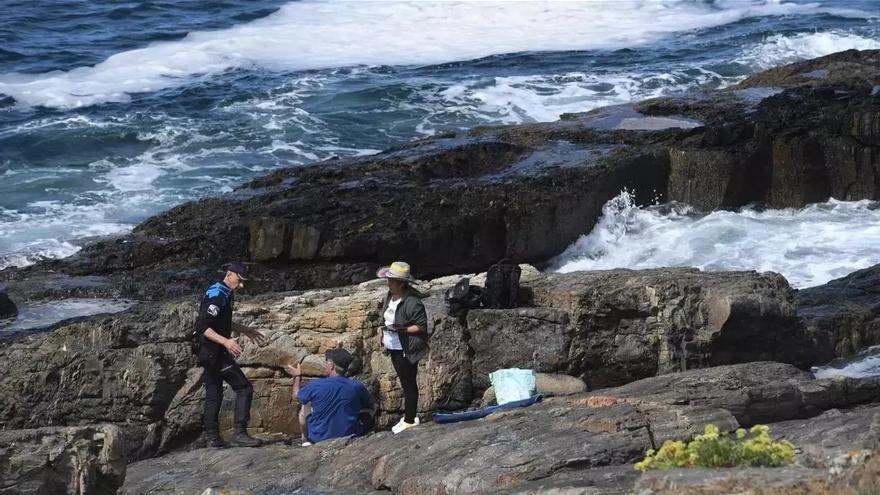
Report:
288,349,374,445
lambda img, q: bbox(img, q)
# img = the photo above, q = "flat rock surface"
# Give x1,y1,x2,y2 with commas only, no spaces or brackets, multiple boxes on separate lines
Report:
124,398,657,495
124,362,880,495
771,404,880,466
634,467,829,495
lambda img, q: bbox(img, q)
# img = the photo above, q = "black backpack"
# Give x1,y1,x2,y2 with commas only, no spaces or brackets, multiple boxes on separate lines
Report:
482,260,521,309
445,278,484,316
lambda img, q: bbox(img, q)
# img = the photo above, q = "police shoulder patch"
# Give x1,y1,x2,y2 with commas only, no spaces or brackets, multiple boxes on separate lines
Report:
207,304,219,317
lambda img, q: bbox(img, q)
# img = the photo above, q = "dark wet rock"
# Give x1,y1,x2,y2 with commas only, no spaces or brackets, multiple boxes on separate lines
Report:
59,141,666,300
797,263,880,359
0,291,16,320
248,216,289,261
636,50,880,211
736,49,880,90
0,425,126,495
0,299,133,341
3,50,879,301
570,103,703,132
584,362,880,427
666,148,740,211
0,274,119,308
0,303,193,460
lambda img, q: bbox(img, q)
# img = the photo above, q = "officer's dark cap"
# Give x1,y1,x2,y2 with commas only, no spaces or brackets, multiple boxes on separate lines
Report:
223,261,248,280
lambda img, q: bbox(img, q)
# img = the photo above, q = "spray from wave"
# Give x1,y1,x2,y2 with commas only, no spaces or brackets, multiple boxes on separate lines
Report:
1,0,872,109
736,31,880,69
812,345,880,379
552,192,880,288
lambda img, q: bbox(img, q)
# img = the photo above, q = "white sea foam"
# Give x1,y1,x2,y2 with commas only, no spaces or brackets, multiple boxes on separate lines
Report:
104,163,164,192
0,239,82,270
0,0,866,108
0,201,132,270
812,346,880,379
736,31,880,70
421,68,728,126
420,29,880,126
0,298,133,332
552,192,880,289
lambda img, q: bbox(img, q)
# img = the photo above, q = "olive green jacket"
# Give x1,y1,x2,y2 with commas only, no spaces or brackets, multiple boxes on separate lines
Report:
381,287,430,364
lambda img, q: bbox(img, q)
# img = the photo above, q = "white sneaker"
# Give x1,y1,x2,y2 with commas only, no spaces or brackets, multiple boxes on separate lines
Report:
392,417,419,434
300,441,312,447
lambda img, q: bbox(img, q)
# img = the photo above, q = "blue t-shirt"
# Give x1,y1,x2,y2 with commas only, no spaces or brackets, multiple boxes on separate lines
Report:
298,376,373,443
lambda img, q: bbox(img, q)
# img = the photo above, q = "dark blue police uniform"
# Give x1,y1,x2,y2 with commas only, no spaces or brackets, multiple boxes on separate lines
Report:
195,281,253,435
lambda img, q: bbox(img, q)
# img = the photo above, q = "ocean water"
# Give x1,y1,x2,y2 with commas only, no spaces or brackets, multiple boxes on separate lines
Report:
1,0,880,273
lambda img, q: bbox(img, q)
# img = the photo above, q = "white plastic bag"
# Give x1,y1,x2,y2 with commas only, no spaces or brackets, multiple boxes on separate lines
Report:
490,368,537,405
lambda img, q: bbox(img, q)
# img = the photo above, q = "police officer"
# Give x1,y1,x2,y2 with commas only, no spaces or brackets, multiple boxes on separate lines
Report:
195,262,267,448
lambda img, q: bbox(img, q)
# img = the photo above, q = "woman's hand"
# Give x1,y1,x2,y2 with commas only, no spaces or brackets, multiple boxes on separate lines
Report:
376,327,384,347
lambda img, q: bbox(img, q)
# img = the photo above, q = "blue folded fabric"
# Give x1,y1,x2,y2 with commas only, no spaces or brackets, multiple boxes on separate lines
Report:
432,395,544,424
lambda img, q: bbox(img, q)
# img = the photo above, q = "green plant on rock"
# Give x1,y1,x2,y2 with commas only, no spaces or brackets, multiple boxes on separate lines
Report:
634,424,796,471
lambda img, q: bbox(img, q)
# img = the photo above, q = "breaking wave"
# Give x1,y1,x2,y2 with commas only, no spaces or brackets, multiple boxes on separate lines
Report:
553,192,880,288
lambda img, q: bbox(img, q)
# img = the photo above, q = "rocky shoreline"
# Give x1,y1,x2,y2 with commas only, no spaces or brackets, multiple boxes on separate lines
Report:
1,50,880,494
2,264,879,494
2,50,879,302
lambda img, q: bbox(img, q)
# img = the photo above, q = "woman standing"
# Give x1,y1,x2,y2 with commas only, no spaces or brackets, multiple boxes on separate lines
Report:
376,261,429,434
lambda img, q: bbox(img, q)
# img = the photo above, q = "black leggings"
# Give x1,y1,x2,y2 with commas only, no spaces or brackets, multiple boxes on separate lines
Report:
390,350,419,423
203,353,253,431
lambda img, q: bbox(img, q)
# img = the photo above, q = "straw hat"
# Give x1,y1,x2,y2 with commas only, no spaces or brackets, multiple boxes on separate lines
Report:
376,261,416,283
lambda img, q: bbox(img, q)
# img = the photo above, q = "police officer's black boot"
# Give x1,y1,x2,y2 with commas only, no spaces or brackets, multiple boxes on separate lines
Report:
230,423,262,448
203,428,227,448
